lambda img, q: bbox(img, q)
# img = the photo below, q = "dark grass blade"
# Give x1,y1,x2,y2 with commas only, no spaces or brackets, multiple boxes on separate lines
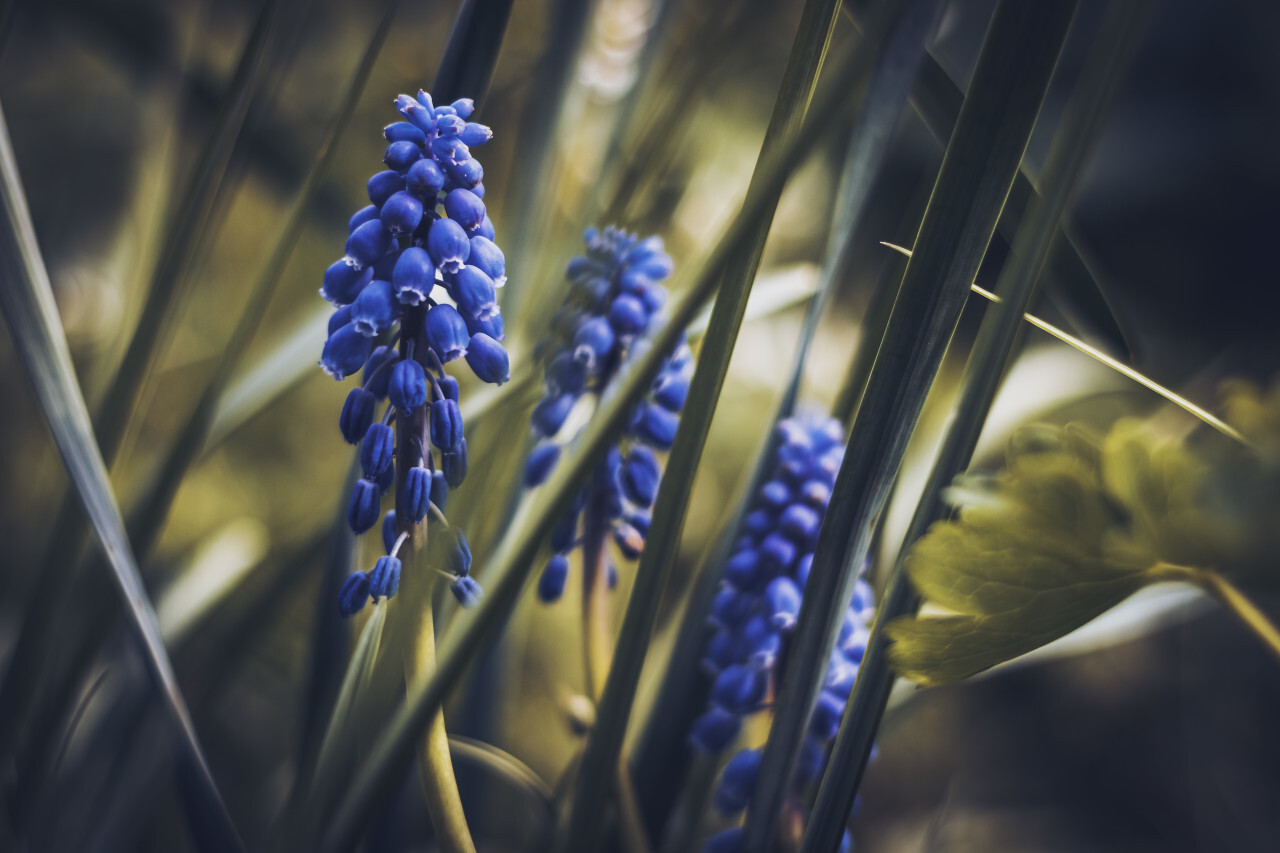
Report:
801,5,1152,847
432,0,514,105
316,29,900,848
628,0,940,838
124,0,401,567
845,0,1130,361
0,101,243,852
558,0,844,846
740,3,1079,850
0,0,285,763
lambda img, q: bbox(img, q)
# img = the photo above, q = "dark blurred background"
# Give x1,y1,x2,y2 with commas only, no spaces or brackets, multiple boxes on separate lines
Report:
0,0,1278,849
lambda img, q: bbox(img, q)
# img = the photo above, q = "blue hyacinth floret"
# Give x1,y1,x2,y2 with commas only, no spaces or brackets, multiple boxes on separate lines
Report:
318,89,509,617
523,226,689,603
687,414,875,852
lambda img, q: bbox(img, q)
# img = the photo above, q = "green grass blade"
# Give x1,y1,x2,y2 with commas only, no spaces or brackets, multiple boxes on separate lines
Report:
318,28,894,848
558,0,844,846
125,0,400,567
802,6,1153,847
845,0,1129,360
0,100,244,853
0,0,285,763
741,3,1079,850
312,605,388,795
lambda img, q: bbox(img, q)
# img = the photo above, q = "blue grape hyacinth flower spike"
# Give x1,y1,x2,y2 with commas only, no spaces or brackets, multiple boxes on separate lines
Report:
320,88,506,616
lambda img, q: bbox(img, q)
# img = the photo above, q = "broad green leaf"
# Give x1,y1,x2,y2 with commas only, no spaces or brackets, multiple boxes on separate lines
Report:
749,3,1076,850
0,101,243,852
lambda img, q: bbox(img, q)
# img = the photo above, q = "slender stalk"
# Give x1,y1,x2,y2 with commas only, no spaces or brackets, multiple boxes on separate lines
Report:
580,494,613,700
1149,564,1280,664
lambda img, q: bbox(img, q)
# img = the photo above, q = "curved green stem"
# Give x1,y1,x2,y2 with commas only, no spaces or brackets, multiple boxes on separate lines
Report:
1149,563,1280,664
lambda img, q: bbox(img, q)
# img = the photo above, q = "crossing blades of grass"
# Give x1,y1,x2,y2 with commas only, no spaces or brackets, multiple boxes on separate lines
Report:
741,3,1079,850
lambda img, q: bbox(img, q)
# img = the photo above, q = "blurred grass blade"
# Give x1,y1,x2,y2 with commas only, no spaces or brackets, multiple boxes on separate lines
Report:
559,0,843,846
155,518,270,646
318,21,896,847
741,3,1078,851
432,0,514,104
126,0,401,566
632,0,940,837
0,101,244,853
846,0,1129,360
685,263,819,339
802,8,1154,847
312,605,387,790
0,0,285,763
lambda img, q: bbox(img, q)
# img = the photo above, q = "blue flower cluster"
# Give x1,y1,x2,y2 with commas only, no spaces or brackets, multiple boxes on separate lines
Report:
522,227,690,602
686,415,875,852
318,90,509,616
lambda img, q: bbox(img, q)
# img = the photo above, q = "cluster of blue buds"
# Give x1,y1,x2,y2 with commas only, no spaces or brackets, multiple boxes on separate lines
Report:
318,89,510,616
522,227,689,603
687,415,875,852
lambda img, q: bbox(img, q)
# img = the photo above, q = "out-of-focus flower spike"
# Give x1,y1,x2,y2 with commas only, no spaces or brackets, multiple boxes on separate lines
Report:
443,439,468,488
447,528,472,577
450,575,483,608
524,443,561,487
538,554,570,603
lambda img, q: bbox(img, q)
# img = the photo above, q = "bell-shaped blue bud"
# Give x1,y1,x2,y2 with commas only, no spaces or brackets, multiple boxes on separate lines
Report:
800,478,832,510
367,170,406,207
538,554,570,603
423,303,470,361
459,121,492,146
757,533,796,577
810,690,845,741
363,346,398,398
710,664,765,713
450,575,483,609
452,264,497,320
779,503,821,545
742,614,781,669
758,480,791,511
701,628,741,674
620,445,661,507
467,236,505,287
380,190,424,236
710,584,755,629
381,510,398,554
350,279,397,337
550,511,578,552
435,113,465,136
443,188,485,231
471,213,495,239
443,438,468,488
384,121,427,145
472,182,485,199
360,422,395,477
632,402,679,450
345,220,394,270
396,94,434,132
389,359,428,412
613,521,644,559
449,98,474,118
608,293,648,334
369,555,402,600
414,90,435,112
653,373,689,412
763,576,802,631
321,323,373,380
524,443,561,487
339,387,376,444
689,707,742,754
328,305,352,335
573,317,615,367
437,374,460,402
321,259,373,305
338,571,370,616
402,465,431,523
430,470,449,513
427,217,471,274
347,478,381,533
349,204,379,233
391,246,436,306
546,352,588,396
430,398,464,452
376,460,395,494
447,528,472,577
465,333,509,385
742,509,773,540
713,748,761,815
531,393,576,438
636,282,667,314
724,549,761,590
430,136,468,164
447,158,484,190
464,309,504,341
383,140,421,173
406,157,446,199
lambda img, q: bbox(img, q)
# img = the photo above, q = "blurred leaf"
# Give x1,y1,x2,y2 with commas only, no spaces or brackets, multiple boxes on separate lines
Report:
747,3,1078,850
685,262,820,339
155,518,270,646
0,101,243,852
313,604,387,786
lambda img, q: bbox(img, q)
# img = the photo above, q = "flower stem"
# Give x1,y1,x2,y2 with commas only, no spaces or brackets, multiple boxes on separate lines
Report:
580,485,613,701
1150,562,1280,664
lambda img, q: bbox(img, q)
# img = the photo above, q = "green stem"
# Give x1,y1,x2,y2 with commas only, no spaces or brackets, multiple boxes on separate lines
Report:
1150,563,1280,665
